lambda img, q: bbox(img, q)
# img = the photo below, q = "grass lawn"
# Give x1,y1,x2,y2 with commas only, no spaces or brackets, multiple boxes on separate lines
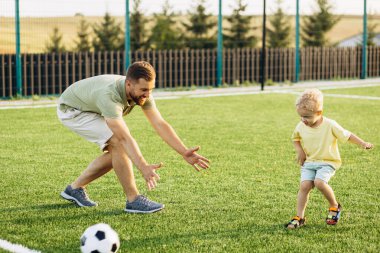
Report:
322,86,380,97
0,86,379,252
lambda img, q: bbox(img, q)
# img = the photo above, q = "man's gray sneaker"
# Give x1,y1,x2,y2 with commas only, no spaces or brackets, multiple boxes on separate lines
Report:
60,185,97,207
125,195,164,213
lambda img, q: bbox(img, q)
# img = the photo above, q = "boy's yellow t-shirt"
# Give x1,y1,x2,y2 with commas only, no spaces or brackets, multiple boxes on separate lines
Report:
292,117,351,169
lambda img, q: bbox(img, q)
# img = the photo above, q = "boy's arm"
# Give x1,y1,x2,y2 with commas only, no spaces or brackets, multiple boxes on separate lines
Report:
348,133,374,149
293,141,306,166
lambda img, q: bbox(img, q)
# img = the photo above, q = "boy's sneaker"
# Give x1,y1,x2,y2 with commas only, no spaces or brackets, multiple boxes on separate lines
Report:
60,185,97,207
125,195,164,214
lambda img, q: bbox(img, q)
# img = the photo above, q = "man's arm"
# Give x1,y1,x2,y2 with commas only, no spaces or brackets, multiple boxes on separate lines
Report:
105,117,162,190
143,108,209,171
293,141,306,166
106,118,148,168
348,133,373,149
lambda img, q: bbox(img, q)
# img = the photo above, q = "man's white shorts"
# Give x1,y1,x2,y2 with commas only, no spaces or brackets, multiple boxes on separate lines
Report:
57,105,113,150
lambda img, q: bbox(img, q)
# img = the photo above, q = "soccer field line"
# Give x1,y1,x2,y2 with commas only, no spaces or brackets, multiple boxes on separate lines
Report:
274,90,380,100
0,83,379,110
0,239,41,253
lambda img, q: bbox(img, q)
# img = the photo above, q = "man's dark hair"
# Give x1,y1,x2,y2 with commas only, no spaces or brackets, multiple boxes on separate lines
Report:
126,61,156,81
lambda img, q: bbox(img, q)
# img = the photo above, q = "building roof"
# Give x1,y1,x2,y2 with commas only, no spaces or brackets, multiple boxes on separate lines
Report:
338,33,380,47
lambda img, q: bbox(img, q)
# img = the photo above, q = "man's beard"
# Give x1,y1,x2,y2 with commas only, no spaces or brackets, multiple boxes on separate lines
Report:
131,94,146,106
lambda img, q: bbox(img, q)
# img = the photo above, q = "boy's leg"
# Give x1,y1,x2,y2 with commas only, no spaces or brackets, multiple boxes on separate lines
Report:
314,166,338,210
296,180,314,218
287,180,314,229
314,179,339,209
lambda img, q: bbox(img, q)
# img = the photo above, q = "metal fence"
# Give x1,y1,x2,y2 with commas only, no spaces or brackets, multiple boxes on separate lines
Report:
1,46,380,98
2,0,380,98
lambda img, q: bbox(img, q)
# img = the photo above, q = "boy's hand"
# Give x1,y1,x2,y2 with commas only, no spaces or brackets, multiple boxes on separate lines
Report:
296,152,306,166
349,134,373,150
362,142,374,149
293,141,306,166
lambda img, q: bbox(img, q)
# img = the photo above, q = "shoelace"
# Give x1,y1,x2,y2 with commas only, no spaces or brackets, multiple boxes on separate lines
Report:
74,188,89,200
136,195,154,207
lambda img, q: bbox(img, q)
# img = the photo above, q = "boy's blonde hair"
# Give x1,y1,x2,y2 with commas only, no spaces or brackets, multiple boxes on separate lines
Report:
296,88,323,112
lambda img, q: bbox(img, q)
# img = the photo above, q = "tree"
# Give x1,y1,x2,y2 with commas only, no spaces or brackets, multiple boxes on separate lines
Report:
302,0,340,47
147,0,184,50
74,18,92,52
130,0,147,50
45,26,66,53
267,0,291,48
92,12,124,51
182,0,216,49
223,0,257,48
367,13,379,46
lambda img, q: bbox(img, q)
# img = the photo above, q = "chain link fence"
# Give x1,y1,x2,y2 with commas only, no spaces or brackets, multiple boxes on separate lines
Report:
1,0,380,98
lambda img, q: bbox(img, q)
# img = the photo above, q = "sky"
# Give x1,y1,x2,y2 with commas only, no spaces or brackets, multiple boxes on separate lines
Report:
1,0,380,17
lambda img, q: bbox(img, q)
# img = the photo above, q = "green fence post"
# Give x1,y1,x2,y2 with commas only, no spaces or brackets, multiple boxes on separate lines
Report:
361,0,367,79
15,0,22,97
216,0,223,87
125,0,131,71
295,0,300,83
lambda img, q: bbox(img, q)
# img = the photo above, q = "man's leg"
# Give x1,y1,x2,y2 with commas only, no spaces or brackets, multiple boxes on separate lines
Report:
71,152,113,189
60,152,113,207
107,137,139,202
107,136,164,213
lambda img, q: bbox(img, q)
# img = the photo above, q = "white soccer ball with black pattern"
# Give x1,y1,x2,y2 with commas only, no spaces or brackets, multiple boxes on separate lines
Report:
80,223,120,253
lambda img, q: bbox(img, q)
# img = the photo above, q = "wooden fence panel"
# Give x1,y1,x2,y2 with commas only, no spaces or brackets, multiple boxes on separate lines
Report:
184,49,189,86
1,47,380,98
1,55,5,97
22,54,27,96
375,47,380,77
255,49,260,83
368,47,373,77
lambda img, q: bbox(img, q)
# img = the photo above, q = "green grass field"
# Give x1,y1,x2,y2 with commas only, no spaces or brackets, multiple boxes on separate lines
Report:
0,86,379,252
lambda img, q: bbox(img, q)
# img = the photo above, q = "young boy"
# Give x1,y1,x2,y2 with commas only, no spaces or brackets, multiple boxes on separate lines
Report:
286,88,373,229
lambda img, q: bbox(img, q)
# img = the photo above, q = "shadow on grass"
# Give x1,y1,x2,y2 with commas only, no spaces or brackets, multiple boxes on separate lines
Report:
0,203,127,225
0,203,75,213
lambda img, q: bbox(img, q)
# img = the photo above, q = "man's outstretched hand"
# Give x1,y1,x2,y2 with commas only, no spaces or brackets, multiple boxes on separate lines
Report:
141,163,163,190
183,146,210,171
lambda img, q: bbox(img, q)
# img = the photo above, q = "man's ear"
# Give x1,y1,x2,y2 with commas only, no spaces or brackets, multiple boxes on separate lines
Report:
125,79,132,88
316,110,323,116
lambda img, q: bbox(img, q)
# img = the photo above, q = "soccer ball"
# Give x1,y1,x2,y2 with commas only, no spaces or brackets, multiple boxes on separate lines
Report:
80,223,120,253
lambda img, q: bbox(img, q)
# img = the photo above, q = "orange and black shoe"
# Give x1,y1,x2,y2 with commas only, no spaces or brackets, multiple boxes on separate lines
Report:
285,216,306,229
326,203,342,225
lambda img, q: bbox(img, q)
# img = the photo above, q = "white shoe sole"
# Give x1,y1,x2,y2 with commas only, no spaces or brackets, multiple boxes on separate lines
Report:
60,191,96,207
124,205,164,214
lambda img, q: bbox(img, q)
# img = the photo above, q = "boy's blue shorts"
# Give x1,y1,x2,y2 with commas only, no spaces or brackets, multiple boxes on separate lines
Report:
301,162,336,183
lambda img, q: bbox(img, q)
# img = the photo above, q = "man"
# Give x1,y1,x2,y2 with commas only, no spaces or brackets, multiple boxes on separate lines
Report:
57,61,209,213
